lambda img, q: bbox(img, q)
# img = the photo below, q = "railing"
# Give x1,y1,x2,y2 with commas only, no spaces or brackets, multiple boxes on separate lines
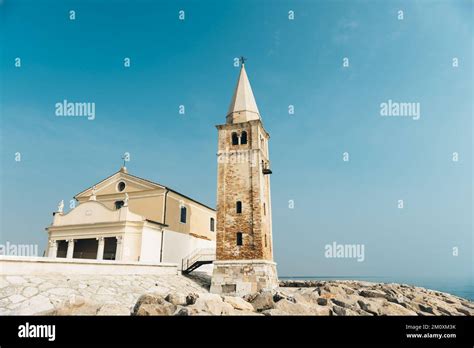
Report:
181,248,216,272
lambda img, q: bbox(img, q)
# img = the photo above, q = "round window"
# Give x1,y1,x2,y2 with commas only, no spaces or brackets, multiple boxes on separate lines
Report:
117,181,126,192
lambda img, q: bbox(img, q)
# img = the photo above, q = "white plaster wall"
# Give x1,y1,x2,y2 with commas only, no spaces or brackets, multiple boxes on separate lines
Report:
122,232,141,262
139,227,162,263
0,256,178,275
161,230,215,267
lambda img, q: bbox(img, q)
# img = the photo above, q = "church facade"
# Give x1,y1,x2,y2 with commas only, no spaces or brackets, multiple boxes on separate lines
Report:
46,166,216,267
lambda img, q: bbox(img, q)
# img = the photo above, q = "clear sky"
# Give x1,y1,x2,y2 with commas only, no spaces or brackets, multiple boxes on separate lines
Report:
1,0,472,281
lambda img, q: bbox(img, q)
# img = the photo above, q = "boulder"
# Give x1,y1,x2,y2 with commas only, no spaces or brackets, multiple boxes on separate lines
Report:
222,296,255,312
186,293,199,305
317,298,328,306
359,289,387,299
132,294,176,316
274,299,312,315
250,290,275,312
166,293,187,306
190,294,233,315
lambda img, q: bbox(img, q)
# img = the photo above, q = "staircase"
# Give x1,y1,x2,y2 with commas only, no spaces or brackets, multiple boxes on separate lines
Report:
181,248,216,274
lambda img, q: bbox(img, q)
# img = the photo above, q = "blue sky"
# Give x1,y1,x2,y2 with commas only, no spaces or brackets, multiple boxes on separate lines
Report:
1,0,472,281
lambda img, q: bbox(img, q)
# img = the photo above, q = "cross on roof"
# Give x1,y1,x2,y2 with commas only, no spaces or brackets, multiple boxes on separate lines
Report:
239,56,247,65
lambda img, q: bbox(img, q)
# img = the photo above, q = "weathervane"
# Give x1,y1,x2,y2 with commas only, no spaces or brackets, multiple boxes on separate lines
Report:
239,56,247,65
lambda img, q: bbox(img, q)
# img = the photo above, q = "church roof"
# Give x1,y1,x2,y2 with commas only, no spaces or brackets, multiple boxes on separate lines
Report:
226,63,261,123
74,168,216,212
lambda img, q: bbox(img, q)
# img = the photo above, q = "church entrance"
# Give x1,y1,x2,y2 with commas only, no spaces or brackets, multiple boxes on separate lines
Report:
73,238,98,259
103,237,117,260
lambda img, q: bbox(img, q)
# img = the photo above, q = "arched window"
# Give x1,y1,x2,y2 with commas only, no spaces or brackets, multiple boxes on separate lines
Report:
240,131,248,145
210,218,215,232
115,201,124,210
236,232,243,246
231,132,239,145
263,203,266,216
180,206,187,223
265,235,267,247
236,201,242,214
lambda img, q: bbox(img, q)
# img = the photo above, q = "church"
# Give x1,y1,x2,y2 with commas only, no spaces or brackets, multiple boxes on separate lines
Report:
46,60,278,293
46,166,216,267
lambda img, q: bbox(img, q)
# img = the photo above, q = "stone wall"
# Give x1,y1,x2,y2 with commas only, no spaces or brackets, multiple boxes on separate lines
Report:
0,256,178,276
210,260,278,296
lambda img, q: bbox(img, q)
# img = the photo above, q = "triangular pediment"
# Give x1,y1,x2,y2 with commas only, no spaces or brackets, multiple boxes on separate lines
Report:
75,170,164,198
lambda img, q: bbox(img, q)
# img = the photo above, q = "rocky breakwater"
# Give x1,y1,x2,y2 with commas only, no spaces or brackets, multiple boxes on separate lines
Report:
133,280,474,316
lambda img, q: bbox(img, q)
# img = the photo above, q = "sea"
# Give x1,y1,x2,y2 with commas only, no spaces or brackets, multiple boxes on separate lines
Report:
279,276,474,301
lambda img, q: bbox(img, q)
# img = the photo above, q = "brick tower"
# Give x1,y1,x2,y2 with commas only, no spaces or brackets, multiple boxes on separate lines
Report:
210,61,278,296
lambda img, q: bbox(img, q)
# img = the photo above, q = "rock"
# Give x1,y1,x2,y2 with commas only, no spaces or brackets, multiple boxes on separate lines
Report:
332,305,346,316
317,298,328,306
68,294,85,307
14,295,55,315
186,293,199,305
455,307,471,316
250,290,275,312
262,308,288,316
273,299,313,315
190,294,233,315
222,296,254,312
132,294,176,316
359,289,387,299
22,287,39,298
166,293,187,306
331,299,349,308
417,303,435,314
97,304,130,315
5,276,27,285
381,302,417,316
357,300,379,315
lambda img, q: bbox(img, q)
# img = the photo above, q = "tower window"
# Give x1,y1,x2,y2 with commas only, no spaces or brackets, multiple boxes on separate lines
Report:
236,201,242,214
180,206,187,223
115,201,124,209
210,218,215,232
263,202,266,216
240,131,248,145
236,232,243,246
231,132,239,145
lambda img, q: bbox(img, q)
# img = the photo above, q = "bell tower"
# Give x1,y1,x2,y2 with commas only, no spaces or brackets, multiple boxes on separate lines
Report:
210,60,278,296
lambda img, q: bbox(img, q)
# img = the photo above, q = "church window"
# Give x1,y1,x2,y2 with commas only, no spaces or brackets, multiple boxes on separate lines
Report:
210,218,215,232
240,131,248,145
117,181,126,192
263,202,266,215
115,201,124,209
236,232,243,246
180,206,187,223
231,132,239,145
236,201,242,214
265,235,267,247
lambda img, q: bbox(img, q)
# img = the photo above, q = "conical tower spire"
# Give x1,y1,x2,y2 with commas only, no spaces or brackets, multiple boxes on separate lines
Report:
226,59,261,124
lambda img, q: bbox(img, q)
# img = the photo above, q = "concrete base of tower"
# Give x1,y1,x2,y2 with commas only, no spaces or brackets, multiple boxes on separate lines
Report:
210,260,278,297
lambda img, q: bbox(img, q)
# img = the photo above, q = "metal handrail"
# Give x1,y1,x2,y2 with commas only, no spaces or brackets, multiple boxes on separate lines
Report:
182,248,215,271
